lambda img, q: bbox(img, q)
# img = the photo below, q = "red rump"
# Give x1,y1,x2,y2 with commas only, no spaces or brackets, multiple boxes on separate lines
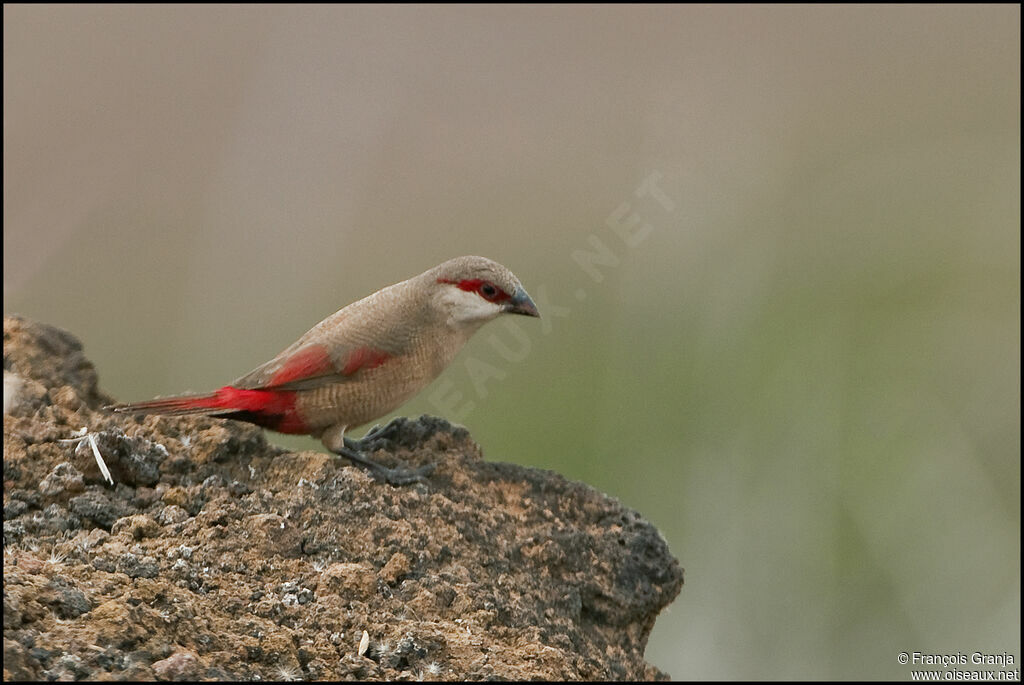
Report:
269,344,334,386
213,386,307,434
213,386,294,413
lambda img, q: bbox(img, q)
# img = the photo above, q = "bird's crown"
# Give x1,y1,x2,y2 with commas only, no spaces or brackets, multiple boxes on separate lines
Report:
430,255,522,299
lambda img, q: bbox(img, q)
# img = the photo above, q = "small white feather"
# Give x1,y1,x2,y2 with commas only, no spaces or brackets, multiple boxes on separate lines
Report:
358,630,369,657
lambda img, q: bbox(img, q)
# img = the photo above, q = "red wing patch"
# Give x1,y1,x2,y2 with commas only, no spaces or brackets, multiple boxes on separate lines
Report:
341,346,391,376
268,345,334,387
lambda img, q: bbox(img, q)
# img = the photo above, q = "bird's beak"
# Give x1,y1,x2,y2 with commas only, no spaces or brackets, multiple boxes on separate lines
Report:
505,288,541,318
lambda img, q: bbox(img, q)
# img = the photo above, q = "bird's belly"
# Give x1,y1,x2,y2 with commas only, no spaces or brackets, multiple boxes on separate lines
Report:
294,369,431,431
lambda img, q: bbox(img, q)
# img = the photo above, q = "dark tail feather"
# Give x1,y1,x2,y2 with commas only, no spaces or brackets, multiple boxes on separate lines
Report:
105,392,227,417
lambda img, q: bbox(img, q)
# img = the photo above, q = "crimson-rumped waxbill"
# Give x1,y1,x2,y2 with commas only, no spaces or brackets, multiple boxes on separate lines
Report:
109,256,540,484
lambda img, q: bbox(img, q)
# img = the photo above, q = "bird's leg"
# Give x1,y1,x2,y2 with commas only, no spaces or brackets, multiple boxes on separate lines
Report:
333,442,434,486
320,424,432,486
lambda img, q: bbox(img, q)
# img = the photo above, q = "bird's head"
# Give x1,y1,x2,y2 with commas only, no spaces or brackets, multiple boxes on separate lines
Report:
427,256,540,328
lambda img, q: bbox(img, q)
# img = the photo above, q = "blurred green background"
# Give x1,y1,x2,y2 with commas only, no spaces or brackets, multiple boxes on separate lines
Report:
4,5,1019,679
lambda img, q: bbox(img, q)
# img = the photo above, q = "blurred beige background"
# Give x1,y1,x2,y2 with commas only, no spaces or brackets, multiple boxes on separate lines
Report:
4,5,1019,679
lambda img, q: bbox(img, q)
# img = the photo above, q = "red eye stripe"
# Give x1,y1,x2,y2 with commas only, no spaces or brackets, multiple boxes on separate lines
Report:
437,278,511,303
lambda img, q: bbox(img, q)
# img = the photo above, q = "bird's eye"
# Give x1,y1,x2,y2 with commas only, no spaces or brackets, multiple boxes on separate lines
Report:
479,282,499,300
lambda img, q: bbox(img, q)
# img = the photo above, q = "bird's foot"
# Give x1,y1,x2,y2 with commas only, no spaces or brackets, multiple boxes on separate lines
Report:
346,417,406,451
333,444,434,486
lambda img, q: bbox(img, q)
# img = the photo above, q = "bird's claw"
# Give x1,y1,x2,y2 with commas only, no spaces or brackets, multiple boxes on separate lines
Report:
333,444,433,487
370,462,436,486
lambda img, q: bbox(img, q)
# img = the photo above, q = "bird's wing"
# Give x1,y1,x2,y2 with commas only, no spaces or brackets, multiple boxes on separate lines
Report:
231,281,422,392
231,340,397,391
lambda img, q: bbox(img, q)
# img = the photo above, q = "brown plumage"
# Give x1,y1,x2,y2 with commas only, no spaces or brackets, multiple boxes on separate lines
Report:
109,256,540,483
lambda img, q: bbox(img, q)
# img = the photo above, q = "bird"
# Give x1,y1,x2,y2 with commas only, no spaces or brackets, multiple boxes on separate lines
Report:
108,256,540,485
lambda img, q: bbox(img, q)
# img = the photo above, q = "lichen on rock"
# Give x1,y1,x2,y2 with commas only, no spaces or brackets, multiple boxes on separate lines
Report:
3,314,683,680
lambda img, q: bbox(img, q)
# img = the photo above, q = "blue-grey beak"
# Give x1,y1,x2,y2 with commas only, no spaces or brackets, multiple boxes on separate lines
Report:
505,288,540,318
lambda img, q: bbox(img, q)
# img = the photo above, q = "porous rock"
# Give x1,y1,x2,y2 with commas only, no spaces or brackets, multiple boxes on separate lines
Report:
2,315,684,680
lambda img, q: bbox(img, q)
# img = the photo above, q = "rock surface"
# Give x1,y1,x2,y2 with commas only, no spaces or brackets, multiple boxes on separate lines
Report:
3,315,683,681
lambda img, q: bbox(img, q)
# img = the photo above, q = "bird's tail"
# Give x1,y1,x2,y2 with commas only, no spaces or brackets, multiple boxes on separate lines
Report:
106,386,308,434
106,391,229,417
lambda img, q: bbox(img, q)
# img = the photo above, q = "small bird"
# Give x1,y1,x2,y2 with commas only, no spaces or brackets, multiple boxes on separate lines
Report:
109,256,540,484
